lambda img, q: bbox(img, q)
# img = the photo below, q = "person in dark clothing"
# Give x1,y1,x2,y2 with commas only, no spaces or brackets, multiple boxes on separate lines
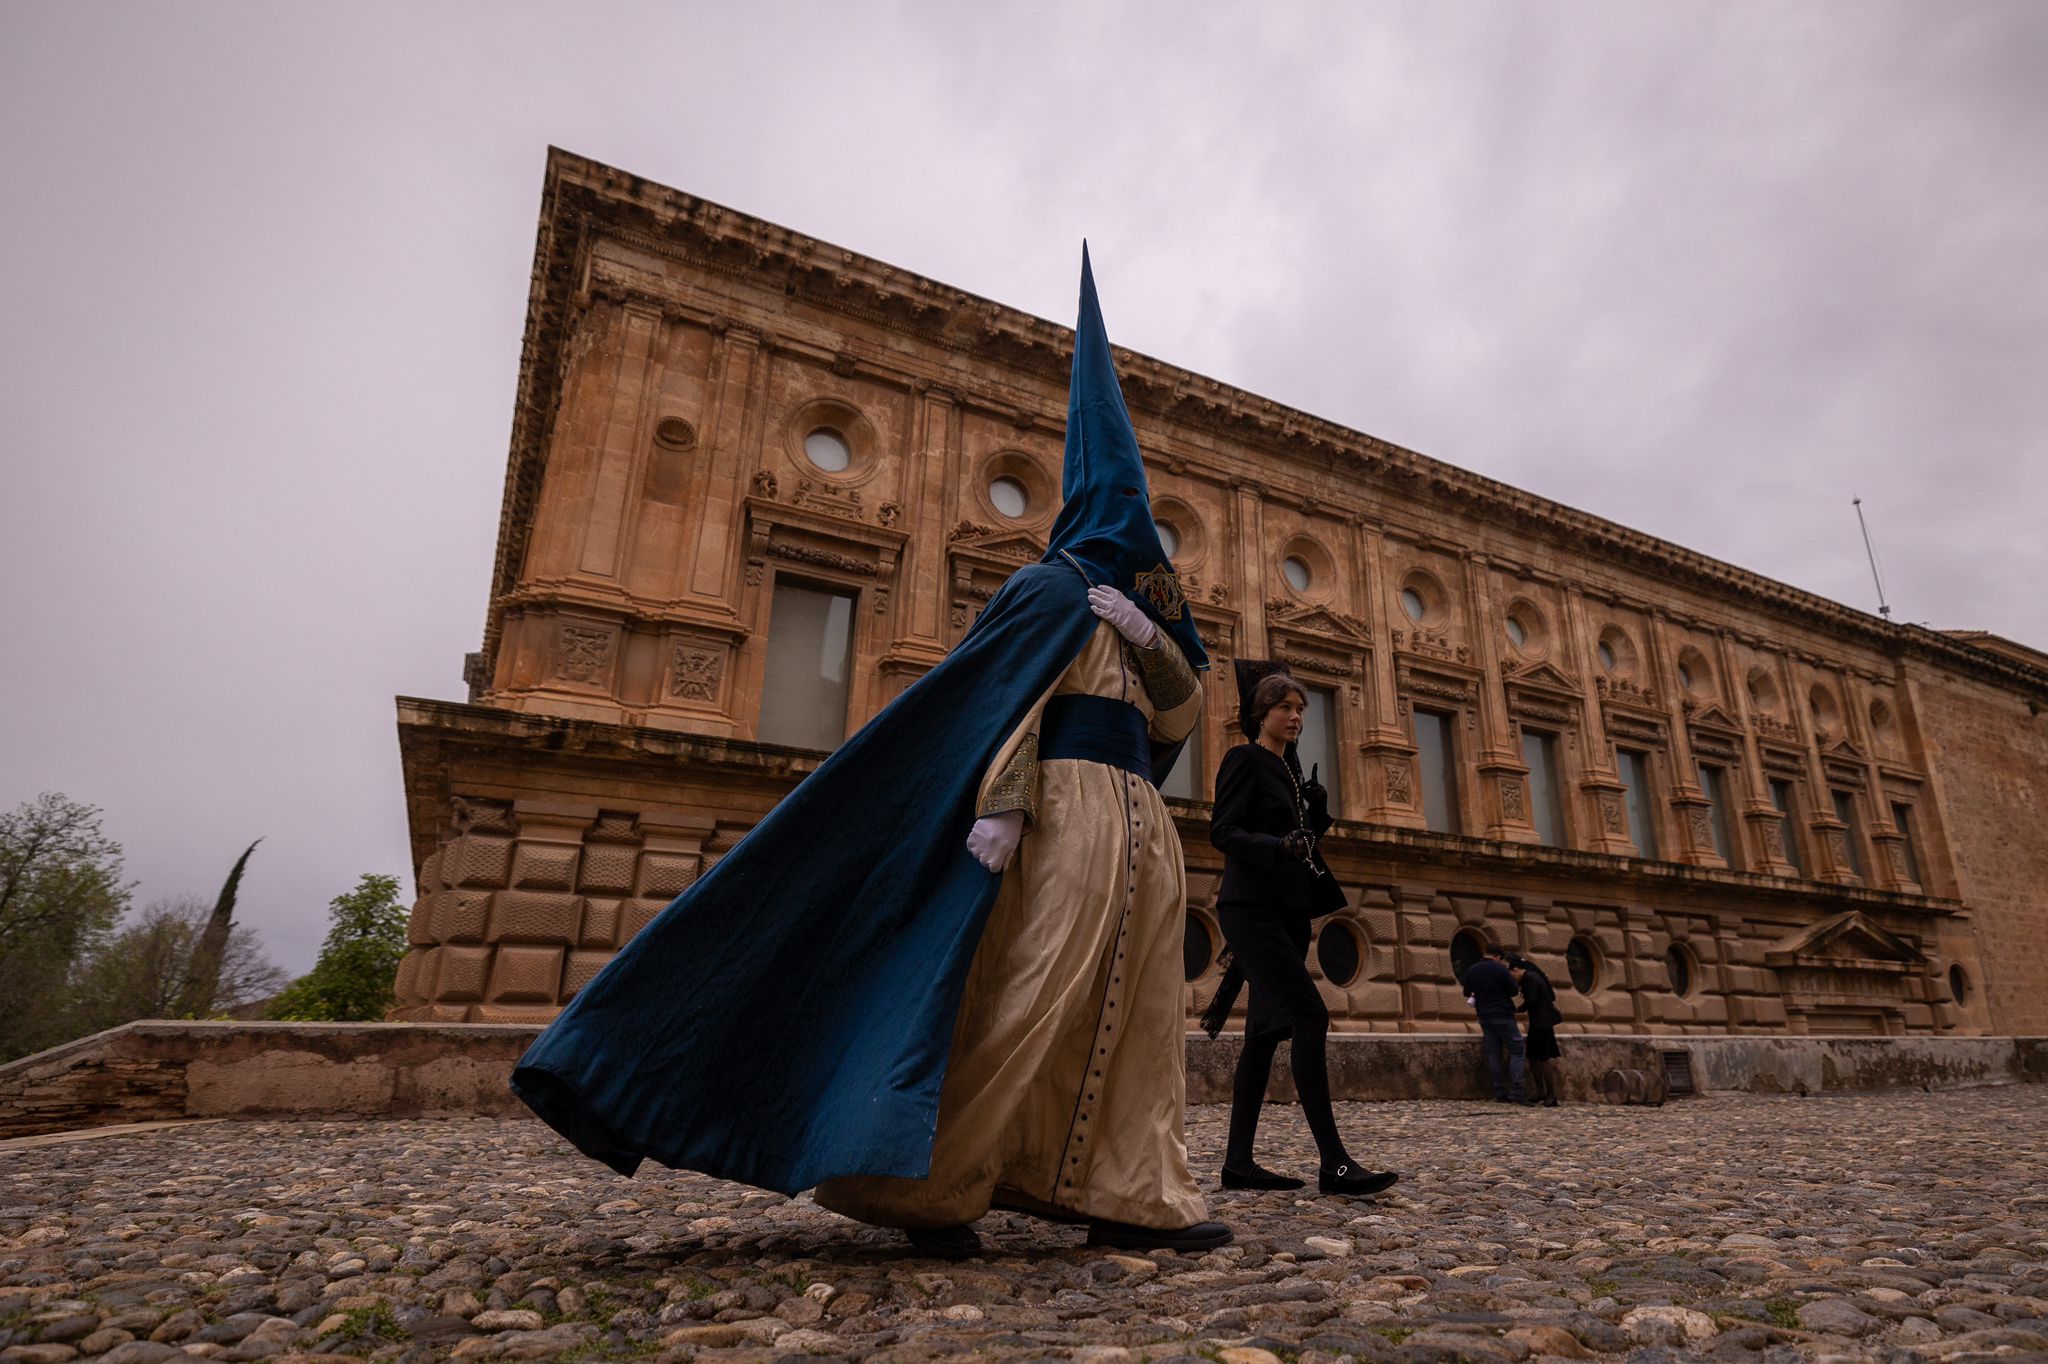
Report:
1209,661,1399,1197
1510,956,1562,1106
1463,944,1526,1103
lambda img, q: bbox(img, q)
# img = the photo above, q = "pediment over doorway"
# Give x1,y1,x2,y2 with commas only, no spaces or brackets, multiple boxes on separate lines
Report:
1765,910,1922,973
1267,601,1372,645
1504,660,1579,694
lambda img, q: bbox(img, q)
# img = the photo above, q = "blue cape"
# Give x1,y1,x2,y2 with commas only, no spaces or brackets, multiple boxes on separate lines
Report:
512,561,1113,1193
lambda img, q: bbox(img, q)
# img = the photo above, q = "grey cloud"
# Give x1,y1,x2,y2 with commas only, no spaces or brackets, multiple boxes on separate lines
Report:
2,0,2042,971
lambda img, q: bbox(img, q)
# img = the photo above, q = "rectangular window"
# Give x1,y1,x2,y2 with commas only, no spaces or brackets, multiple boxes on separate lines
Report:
1697,762,1736,863
1891,801,1923,884
1415,709,1459,834
758,582,856,750
1520,728,1566,847
1298,685,1340,810
1769,777,1806,876
1616,747,1660,858
1832,789,1868,879
1160,722,1203,801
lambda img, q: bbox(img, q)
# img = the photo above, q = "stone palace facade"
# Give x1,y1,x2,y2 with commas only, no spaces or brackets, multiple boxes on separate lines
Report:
390,150,2048,1039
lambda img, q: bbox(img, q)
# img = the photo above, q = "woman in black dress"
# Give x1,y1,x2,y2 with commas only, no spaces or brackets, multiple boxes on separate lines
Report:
1510,956,1563,1106
1209,663,1399,1196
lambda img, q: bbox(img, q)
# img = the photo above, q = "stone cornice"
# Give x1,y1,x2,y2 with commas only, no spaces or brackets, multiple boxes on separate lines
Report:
481,148,2048,704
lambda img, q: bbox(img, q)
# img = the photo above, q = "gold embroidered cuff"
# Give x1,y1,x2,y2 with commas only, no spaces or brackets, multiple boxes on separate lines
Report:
1127,636,1198,711
977,731,1039,823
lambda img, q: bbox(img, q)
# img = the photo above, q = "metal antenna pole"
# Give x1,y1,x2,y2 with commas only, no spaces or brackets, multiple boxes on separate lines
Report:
1853,497,1891,620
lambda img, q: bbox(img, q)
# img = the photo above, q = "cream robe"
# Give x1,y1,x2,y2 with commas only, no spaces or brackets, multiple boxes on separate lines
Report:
814,620,1207,1230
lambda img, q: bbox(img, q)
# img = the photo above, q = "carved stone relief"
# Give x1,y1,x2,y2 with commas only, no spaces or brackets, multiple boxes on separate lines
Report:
1599,793,1626,835
668,640,723,702
1761,821,1787,860
1687,807,1715,849
1385,759,1414,805
554,625,616,685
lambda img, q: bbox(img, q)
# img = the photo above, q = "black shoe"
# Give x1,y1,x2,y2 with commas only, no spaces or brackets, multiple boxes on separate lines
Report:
1086,1217,1234,1251
1543,1097,1559,1108
1319,1163,1400,1197
1220,1163,1306,1191
905,1224,982,1258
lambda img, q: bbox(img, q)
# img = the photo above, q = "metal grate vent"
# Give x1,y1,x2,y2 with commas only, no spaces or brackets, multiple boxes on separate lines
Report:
1662,1049,1697,1096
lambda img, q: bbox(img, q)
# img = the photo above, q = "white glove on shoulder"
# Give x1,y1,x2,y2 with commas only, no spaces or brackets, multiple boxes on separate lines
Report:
966,809,1026,873
1087,585,1158,648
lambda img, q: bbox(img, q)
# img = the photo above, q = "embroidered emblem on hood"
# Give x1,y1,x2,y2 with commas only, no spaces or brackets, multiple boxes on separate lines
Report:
1135,565,1185,621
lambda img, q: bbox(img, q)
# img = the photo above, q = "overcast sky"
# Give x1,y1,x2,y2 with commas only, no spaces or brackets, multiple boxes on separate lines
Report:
3,1,2044,976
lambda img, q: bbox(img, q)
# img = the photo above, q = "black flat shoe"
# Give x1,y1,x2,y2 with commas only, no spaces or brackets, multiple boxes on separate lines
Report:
1086,1217,1234,1251
1220,1163,1306,1191
904,1224,982,1258
1319,1163,1400,1197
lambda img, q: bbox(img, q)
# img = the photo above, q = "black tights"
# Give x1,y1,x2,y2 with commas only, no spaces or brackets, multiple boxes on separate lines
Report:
1225,1017,1351,1171
1527,1056,1560,1102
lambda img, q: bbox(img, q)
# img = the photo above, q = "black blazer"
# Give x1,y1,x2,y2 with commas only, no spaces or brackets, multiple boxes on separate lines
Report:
1518,968,1563,1029
1209,742,1347,916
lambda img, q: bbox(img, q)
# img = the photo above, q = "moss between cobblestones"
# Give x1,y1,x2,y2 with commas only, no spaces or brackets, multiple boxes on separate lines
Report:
339,1300,405,1341
1764,1297,1802,1329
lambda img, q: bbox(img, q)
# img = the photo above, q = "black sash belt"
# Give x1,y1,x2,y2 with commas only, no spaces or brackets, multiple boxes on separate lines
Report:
1040,695,1154,787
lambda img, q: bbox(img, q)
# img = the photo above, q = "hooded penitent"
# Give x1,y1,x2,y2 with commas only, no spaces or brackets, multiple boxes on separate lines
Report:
1043,245,1208,672
507,249,1195,1196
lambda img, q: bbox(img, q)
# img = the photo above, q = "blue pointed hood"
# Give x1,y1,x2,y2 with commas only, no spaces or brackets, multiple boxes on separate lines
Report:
1042,245,1209,670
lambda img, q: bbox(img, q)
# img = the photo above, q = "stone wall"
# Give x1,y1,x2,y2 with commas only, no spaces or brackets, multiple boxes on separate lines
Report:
1903,658,2048,1034
6,1022,2042,1141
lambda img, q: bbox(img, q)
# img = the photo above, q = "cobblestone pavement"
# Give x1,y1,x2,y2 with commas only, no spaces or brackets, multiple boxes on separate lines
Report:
3,1090,2046,1364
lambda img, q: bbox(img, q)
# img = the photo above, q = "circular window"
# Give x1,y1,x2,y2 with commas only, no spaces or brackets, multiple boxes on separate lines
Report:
1748,668,1782,717
1809,685,1842,737
1597,628,1638,678
1183,914,1215,982
1566,936,1599,994
1316,920,1364,988
1948,963,1969,1005
804,428,852,472
1150,498,1205,569
1449,929,1487,989
1401,587,1427,622
1665,943,1694,998
1504,601,1546,658
988,476,1029,519
1282,556,1312,593
1675,647,1712,698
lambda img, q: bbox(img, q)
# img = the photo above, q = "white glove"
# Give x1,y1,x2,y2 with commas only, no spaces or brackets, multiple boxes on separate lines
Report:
1087,585,1157,648
966,810,1026,873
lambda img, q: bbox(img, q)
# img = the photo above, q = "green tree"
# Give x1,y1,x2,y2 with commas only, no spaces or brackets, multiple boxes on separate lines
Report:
174,838,262,1018
0,793,131,1060
267,873,409,1022
67,895,289,1034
